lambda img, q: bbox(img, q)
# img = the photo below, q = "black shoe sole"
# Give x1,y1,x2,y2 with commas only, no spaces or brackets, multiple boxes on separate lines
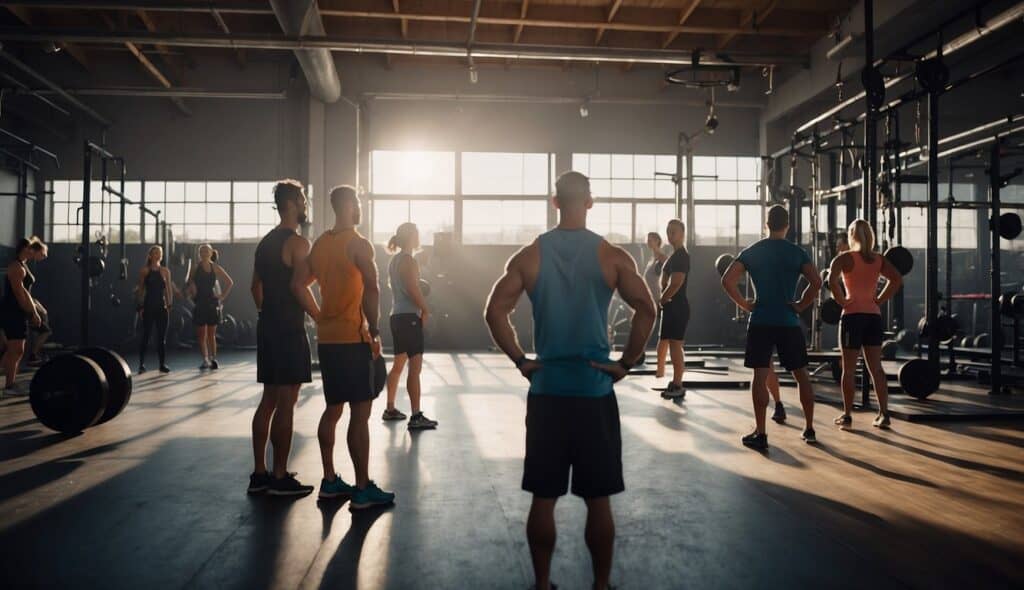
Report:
742,439,768,450
349,499,395,510
408,424,438,430
247,487,268,495
266,488,314,496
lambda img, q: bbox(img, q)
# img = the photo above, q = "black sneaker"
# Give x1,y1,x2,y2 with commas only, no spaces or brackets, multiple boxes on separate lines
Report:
802,428,817,443
248,472,271,494
138,365,147,374
267,474,314,497
660,382,685,400
382,408,407,421
210,359,219,370
771,402,787,423
159,365,171,373
742,431,768,450
408,412,438,430
833,413,852,428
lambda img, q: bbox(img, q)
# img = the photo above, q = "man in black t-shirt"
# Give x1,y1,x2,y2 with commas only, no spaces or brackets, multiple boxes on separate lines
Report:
658,219,690,399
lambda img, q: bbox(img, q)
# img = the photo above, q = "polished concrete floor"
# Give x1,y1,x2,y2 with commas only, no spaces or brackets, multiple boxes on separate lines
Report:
2,351,1023,589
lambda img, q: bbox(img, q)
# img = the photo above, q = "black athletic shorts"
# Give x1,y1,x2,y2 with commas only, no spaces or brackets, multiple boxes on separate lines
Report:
523,393,624,499
744,325,808,371
390,313,424,357
256,316,312,385
318,342,378,405
659,301,690,341
840,313,884,349
192,302,222,327
1,312,27,340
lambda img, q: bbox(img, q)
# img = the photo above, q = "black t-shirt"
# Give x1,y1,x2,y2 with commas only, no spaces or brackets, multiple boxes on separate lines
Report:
661,247,690,309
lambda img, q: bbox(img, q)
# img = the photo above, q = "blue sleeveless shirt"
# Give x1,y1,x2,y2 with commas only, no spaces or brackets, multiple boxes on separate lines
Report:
527,228,614,397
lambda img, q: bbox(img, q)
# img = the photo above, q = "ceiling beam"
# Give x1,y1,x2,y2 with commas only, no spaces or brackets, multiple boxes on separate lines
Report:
4,6,91,71
98,12,190,114
717,0,780,49
595,0,623,45
392,0,408,39
514,0,529,43
209,8,246,67
661,0,702,49
135,10,192,72
0,28,810,67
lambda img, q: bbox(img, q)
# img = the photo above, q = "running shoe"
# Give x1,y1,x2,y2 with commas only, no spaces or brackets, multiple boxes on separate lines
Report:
350,481,395,510
660,382,685,400
199,360,211,370
801,428,817,443
210,359,219,370
382,408,407,421
159,365,171,373
319,474,357,499
3,383,27,396
742,431,768,450
873,413,891,429
247,472,272,494
267,474,314,497
408,412,438,430
833,413,852,427
771,402,787,423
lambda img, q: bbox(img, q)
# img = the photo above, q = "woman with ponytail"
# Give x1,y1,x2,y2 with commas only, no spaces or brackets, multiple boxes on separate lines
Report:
136,244,174,374
382,222,437,430
827,219,903,429
1,236,48,395
186,243,234,370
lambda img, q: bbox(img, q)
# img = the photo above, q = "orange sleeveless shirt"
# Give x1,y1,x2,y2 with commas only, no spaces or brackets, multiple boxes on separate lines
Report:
309,228,369,344
840,252,883,316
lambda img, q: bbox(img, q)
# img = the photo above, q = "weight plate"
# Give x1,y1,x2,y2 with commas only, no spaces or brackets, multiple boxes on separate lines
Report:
78,347,133,425
30,354,109,433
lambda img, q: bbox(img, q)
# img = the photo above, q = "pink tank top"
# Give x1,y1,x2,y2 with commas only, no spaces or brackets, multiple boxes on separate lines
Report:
841,252,882,315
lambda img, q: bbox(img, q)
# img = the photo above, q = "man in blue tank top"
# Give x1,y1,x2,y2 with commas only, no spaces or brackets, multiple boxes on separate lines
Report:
721,205,822,450
485,171,656,590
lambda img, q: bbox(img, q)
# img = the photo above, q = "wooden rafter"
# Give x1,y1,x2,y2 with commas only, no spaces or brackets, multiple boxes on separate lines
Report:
210,8,246,68
595,0,623,45
135,10,191,74
661,0,702,49
5,6,91,71
717,0,780,49
99,12,190,115
513,0,529,43
392,0,408,39
319,7,821,37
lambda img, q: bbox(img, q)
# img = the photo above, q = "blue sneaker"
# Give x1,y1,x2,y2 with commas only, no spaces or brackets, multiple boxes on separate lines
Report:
319,474,356,499
350,481,395,510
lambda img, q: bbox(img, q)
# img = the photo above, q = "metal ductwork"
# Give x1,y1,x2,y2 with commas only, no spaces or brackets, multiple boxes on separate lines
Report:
268,0,340,103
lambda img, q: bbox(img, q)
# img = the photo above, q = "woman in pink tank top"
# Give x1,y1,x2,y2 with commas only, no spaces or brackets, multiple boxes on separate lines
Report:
827,220,903,429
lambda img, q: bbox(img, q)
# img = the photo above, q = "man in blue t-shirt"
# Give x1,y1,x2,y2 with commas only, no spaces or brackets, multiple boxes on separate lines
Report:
721,205,822,449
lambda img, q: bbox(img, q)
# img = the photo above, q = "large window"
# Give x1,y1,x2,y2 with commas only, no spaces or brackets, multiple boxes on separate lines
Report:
46,180,296,244
368,150,553,246
899,183,977,249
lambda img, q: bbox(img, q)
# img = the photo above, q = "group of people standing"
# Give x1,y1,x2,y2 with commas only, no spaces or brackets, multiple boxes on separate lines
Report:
246,181,432,507
482,172,904,590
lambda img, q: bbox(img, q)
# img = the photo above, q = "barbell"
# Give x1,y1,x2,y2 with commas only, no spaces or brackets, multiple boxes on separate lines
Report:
30,347,133,433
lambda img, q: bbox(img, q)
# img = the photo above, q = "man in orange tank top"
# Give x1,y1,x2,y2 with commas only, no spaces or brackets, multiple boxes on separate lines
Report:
292,185,395,509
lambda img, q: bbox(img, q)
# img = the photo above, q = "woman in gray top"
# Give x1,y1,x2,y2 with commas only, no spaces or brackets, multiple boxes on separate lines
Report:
383,223,437,430
644,232,670,378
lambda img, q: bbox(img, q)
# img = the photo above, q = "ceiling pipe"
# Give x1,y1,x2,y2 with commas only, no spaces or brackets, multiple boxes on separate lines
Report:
795,0,1024,136
0,28,809,67
268,0,341,103
0,47,111,127
24,87,288,99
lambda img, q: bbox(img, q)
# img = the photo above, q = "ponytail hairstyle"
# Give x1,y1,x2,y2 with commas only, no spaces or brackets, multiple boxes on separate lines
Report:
16,236,47,258
198,243,217,264
386,222,419,254
847,219,876,262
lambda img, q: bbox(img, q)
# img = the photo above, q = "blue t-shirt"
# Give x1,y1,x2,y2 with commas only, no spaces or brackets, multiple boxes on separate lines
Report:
736,238,812,327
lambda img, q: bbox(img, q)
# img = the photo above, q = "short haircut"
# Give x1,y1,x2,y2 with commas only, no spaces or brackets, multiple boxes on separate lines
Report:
766,204,790,232
273,179,304,211
555,171,590,204
667,219,685,233
329,184,358,212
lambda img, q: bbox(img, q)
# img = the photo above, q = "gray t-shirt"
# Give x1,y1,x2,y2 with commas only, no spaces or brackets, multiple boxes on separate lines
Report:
388,252,419,316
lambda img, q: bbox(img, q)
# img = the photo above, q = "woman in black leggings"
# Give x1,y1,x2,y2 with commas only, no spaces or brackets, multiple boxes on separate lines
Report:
136,244,173,374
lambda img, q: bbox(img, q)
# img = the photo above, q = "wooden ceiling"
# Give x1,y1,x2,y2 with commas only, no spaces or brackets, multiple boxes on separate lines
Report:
2,1,854,66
